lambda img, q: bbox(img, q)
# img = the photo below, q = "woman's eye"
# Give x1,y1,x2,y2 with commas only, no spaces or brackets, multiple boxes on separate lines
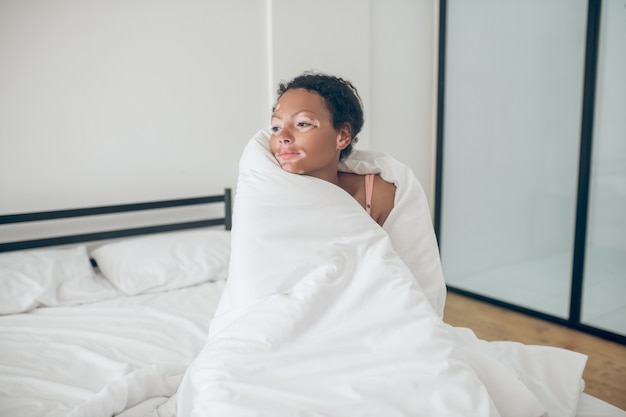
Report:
297,122,312,128
270,126,281,133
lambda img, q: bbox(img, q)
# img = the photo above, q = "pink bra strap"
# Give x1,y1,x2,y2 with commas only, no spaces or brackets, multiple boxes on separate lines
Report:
365,174,374,215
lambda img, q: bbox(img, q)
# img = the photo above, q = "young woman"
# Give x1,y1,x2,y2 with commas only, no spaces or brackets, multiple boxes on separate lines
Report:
269,72,396,226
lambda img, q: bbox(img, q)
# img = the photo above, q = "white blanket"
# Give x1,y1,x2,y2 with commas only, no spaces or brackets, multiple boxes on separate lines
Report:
180,129,587,417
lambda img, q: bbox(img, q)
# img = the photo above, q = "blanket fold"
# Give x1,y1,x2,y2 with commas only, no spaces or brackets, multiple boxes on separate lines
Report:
179,129,586,417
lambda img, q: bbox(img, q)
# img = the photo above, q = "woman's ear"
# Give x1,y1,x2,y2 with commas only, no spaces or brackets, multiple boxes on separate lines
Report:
336,124,352,150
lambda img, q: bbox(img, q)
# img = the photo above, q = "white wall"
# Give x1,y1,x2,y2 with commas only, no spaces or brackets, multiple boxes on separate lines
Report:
369,0,438,197
0,0,268,213
0,1,438,220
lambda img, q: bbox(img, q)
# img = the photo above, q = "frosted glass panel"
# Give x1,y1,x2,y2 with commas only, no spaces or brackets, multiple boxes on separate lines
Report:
581,1,626,336
440,0,587,317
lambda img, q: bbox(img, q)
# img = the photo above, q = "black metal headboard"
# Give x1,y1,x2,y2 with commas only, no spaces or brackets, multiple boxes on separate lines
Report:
0,189,232,253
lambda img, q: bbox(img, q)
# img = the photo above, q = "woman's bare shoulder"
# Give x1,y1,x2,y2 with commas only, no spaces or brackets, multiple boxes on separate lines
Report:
373,175,396,226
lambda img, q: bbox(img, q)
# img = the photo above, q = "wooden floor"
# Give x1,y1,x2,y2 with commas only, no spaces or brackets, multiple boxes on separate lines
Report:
443,291,626,411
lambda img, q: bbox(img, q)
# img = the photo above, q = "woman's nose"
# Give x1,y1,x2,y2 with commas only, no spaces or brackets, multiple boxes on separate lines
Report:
278,128,294,144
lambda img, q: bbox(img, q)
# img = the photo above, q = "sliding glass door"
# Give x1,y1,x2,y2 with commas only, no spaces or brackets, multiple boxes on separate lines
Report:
581,1,626,337
436,0,624,343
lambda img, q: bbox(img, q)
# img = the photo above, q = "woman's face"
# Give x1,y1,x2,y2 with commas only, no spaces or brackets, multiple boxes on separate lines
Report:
269,88,350,180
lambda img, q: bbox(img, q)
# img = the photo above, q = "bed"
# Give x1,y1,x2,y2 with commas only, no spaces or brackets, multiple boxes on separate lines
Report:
0,192,232,416
1,134,624,416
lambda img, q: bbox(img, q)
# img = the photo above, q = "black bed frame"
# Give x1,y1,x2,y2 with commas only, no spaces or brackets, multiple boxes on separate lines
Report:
0,189,232,253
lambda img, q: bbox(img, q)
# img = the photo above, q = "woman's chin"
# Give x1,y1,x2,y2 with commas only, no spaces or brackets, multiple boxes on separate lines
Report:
279,163,302,175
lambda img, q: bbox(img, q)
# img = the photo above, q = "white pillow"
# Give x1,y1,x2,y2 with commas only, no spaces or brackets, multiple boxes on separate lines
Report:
91,229,231,296
0,245,117,315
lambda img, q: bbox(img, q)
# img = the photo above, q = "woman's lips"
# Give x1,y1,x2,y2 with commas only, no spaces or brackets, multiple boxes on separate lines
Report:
278,151,300,160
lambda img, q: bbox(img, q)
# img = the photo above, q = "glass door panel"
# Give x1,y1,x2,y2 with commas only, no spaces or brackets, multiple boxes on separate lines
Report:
581,1,626,336
440,0,588,317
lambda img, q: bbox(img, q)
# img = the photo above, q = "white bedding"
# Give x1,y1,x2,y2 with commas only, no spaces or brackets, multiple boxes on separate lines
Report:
178,129,621,417
1,281,623,417
0,278,225,417
1,277,622,417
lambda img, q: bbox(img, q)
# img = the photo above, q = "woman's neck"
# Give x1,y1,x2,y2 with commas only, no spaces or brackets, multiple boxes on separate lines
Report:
336,172,361,197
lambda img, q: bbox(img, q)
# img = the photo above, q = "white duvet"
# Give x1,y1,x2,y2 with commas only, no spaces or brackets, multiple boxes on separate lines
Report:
179,130,588,417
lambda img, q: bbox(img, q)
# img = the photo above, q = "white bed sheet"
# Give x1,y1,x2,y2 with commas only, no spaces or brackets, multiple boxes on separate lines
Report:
0,278,225,417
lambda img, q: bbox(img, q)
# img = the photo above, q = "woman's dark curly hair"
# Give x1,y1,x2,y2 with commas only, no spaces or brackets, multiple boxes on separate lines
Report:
275,71,364,160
